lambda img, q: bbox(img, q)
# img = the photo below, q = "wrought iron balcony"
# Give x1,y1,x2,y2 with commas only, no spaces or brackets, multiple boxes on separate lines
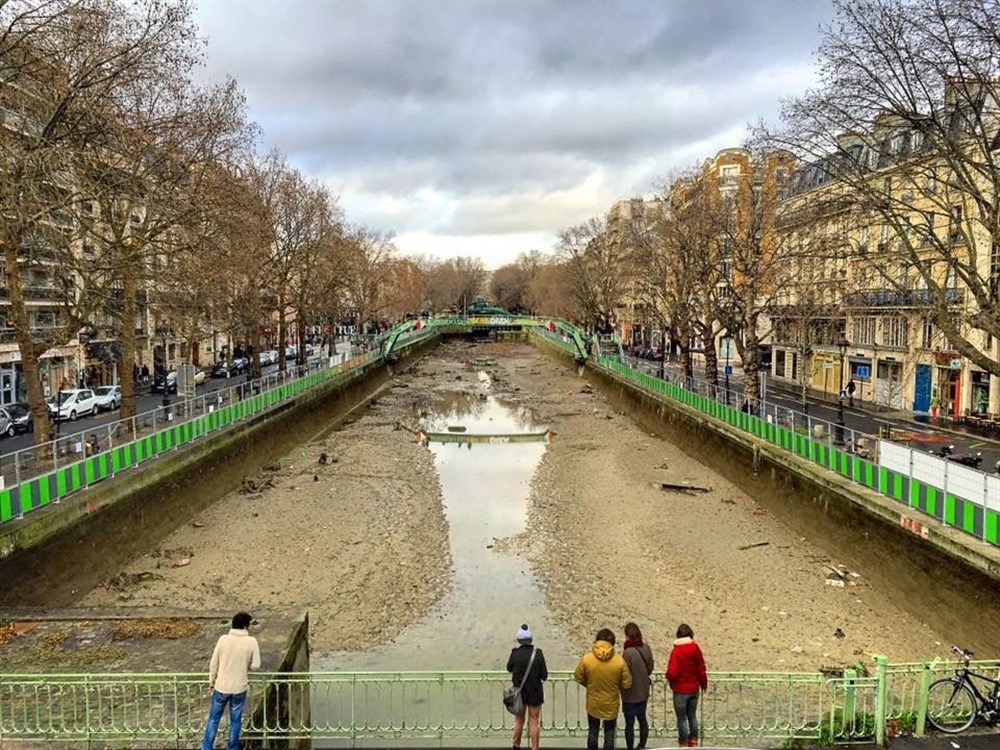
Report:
843,287,964,307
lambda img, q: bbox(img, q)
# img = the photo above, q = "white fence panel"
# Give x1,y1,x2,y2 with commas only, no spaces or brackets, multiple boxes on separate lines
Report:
911,450,947,486
948,462,987,505
987,476,1000,512
879,440,911,475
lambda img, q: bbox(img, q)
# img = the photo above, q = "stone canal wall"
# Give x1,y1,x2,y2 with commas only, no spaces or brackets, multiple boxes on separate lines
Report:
0,334,438,605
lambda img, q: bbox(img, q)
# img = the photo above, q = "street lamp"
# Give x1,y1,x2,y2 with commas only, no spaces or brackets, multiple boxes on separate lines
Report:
155,324,170,409
836,333,850,444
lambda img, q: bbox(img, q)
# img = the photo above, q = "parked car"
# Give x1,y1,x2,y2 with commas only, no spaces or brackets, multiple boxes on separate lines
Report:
285,346,298,361
0,403,33,437
194,368,206,385
93,385,122,412
231,357,248,375
151,371,177,394
47,389,98,421
212,361,232,378
262,350,278,366
305,344,317,358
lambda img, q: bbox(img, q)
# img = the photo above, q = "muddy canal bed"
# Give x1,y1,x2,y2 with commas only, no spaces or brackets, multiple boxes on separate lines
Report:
83,342,950,671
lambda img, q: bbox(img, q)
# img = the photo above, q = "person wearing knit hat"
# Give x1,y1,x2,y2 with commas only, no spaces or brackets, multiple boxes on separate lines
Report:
506,623,548,750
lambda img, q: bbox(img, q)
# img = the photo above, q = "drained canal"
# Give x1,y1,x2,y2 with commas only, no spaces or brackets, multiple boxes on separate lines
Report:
24,340,1000,676
319,375,578,671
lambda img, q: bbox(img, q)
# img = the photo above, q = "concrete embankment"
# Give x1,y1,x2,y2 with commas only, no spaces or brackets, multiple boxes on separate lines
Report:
532,332,1000,657
0,336,436,607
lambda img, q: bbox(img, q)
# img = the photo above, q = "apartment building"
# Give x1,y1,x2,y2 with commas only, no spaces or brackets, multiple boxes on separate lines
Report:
772,79,1000,417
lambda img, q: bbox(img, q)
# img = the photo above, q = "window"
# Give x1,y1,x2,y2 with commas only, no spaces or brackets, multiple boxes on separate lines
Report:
858,226,869,253
720,260,733,280
923,211,935,244
926,170,936,193
32,310,57,328
881,316,909,348
853,316,876,345
883,177,892,199
83,243,95,259
922,320,935,349
950,205,963,242
879,223,889,249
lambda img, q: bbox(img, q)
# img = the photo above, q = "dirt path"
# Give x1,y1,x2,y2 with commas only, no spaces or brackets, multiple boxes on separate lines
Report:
84,341,946,667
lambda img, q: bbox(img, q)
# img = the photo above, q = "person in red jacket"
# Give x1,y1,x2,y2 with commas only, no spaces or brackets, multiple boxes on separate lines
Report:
665,623,707,747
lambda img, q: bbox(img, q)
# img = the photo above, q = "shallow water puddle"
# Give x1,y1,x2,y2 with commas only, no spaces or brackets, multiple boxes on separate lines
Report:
317,380,576,671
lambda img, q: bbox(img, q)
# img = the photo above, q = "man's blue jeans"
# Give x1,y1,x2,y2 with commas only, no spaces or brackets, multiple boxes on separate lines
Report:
201,689,247,750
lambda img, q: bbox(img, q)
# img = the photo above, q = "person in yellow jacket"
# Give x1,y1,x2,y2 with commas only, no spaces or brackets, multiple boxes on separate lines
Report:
574,628,633,750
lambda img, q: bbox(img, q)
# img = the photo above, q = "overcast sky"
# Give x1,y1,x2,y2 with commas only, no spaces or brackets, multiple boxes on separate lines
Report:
193,0,834,268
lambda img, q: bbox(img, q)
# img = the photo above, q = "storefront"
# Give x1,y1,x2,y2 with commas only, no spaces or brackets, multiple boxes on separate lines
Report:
875,358,904,409
932,351,962,418
970,370,990,414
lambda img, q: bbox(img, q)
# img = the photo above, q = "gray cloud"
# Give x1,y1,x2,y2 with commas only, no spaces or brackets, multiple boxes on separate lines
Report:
194,0,834,262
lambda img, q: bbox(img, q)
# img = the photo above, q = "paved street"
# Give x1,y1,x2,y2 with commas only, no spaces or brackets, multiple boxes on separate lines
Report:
0,345,349,458
625,356,1000,473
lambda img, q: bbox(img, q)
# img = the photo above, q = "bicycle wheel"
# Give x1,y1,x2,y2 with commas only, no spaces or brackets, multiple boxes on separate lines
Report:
927,678,977,733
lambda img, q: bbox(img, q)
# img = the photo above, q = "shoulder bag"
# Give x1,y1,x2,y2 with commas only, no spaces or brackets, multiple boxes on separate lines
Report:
502,647,537,715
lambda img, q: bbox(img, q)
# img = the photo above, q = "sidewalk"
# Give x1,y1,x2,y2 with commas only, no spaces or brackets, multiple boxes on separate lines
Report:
768,378,1000,446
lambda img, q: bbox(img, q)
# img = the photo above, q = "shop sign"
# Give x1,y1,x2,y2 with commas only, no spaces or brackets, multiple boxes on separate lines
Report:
950,358,961,369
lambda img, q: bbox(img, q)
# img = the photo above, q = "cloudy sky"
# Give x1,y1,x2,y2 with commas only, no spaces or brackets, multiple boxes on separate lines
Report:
193,0,834,268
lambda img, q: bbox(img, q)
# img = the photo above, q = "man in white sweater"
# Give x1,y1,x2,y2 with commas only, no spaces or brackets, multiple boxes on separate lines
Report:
201,612,261,750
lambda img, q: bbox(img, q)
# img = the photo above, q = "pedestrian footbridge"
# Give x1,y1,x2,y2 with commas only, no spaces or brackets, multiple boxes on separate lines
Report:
381,314,591,362
0,656,953,747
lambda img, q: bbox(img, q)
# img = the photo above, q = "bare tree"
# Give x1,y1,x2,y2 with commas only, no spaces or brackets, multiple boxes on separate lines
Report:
0,0,222,441
766,0,1000,378
558,217,641,333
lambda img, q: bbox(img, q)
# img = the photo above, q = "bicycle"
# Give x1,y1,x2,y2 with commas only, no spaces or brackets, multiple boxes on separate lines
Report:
926,646,1000,733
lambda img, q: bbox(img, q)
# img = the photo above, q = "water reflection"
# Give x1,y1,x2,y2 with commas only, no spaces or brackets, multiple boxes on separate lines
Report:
317,386,576,673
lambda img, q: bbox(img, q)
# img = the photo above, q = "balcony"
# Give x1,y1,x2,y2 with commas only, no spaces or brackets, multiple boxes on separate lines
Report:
843,287,964,307
0,286,66,301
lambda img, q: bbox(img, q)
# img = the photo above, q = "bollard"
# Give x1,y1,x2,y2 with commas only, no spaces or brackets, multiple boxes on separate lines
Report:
873,654,888,746
915,662,931,737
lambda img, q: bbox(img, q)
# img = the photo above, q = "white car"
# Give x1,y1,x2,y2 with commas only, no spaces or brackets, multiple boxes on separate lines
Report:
93,385,121,412
194,369,206,385
47,389,98,421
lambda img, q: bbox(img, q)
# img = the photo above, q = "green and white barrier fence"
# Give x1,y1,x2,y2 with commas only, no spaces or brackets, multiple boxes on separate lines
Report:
0,332,441,527
532,327,1000,548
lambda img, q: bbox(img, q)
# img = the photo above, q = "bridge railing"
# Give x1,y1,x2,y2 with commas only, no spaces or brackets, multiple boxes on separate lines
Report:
0,656,983,746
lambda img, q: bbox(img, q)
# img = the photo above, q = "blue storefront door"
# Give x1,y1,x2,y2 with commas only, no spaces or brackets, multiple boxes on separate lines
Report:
913,364,932,412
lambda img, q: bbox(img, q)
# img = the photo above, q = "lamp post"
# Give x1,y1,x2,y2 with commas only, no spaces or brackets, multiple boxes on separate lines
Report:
156,324,170,409
836,334,849,444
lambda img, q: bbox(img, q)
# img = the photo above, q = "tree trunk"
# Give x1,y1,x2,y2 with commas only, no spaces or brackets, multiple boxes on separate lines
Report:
297,316,307,365
800,349,811,414
703,326,719,388
680,343,693,380
117,262,138,420
277,300,287,372
190,335,200,367
741,335,762,413
251,325,262,379
5,242,54,445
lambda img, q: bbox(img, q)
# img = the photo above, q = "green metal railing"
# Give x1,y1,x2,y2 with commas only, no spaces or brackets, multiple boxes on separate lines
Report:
530,326,1000,549
0,657,988,746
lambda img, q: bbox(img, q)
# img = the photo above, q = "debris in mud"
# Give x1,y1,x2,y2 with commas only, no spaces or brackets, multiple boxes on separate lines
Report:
824,564,861,587
103,571,161,591
111,618,200,641
241,476,275,494
737,541,770,551
656,481,712,494
262,462,282,472
172,558,191,568
313,474,320,482
447,425,467,433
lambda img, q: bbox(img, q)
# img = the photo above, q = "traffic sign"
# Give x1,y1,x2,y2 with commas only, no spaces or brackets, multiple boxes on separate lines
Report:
724,365,733,376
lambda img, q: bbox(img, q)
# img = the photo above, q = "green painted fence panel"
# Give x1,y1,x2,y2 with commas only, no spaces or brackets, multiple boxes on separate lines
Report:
865,463,875,488
155,431,165,455
37,475,51,506
56,468,69,496
878,467,888,494
926,486,937,516
893,472,904,501
19,482,33,513
0,489,11,522
945,494,957,526
963,501,976,533
987,511,998,544
909,480,920,508
84,458,96,486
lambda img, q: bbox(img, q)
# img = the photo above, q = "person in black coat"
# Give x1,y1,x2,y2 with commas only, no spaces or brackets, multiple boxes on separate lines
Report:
506,624,548,750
